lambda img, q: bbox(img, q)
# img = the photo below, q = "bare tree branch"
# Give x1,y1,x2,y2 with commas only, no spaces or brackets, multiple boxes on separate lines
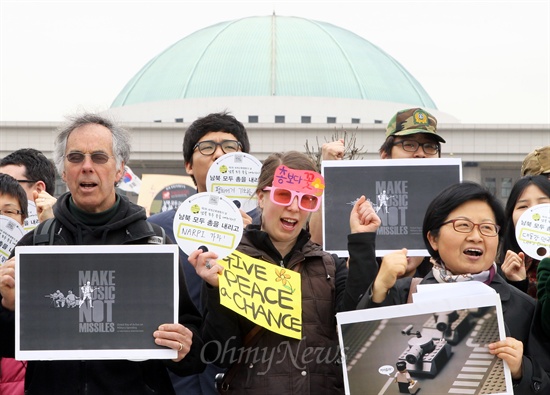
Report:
304,127,365,171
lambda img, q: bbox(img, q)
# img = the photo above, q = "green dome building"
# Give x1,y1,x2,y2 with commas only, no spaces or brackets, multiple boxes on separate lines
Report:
107,14,457,124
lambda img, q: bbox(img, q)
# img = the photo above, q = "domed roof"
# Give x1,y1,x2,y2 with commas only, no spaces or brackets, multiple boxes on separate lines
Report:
111,15,436,109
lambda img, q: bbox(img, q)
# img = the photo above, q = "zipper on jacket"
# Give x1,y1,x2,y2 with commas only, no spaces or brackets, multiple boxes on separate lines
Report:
244,363,254,388
80,360,87,394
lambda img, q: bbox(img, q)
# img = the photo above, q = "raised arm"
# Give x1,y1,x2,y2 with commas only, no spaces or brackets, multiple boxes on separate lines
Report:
338,196,381,311
309,139,345,245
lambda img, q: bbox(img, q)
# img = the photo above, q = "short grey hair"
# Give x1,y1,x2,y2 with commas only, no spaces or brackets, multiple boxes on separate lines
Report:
54,113,131,175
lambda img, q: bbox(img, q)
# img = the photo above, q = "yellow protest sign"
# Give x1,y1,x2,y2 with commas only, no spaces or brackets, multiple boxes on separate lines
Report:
218,250,302,339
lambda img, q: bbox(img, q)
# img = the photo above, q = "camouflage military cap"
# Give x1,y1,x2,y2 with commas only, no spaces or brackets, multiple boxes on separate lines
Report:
521,145,550,176
385,108,445,143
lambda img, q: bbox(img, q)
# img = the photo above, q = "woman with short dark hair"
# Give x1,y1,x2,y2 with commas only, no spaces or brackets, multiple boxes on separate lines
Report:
357,181,550,394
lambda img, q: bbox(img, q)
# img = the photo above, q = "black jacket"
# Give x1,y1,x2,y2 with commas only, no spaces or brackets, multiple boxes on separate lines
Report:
0,192,205,395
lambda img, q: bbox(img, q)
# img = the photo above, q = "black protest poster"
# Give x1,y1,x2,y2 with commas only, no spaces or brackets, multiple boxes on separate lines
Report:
16,245,178,360
322,159,462,256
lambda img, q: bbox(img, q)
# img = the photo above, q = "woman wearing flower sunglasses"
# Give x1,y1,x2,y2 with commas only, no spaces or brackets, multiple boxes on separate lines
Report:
190,151,381,394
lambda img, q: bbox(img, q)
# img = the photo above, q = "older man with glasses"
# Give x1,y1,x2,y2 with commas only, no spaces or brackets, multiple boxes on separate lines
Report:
0,113,205,394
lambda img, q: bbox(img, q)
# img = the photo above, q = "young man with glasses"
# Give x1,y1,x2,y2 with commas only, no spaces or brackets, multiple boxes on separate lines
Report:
182,113,251,193
148,111,253,395
379,108,445,159
0,174,28,224
0,148,58,226
376,108,447,278
309,108,446,246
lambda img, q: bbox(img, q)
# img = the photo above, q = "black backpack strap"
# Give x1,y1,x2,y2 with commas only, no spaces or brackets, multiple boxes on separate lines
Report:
146,222,166,244
157,224,166,244
32,218,57,245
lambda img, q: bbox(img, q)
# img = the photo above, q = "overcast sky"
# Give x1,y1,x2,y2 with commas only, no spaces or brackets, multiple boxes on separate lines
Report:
1,0,549,124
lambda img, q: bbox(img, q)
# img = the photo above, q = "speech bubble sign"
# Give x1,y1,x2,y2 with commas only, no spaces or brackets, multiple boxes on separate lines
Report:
1,215,26,264
515,203,550,260
172,192,243,259
378,365,394,376
206,152,262,213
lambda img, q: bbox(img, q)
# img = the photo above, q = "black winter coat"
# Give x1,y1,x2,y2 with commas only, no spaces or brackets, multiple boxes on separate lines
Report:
0,192,205,395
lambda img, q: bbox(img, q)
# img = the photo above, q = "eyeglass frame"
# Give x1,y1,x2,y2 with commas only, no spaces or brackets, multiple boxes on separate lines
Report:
392,140,440,155
192,140,242,156
15,179,38,184
263,186,322,212
441,218,501,237
64,151,114,164
0,208,24,218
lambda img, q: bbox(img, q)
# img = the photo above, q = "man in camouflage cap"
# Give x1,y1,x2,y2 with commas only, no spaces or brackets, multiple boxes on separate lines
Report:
377,108,447,279
521,145,550,179
379,108,445,159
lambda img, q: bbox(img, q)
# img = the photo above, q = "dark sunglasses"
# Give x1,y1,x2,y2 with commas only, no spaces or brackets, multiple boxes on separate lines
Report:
65,152,113,164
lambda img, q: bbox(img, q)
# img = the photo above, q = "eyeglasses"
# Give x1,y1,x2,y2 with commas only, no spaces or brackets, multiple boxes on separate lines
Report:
193,140,242,156
263,187,321,212
0,209,24,219
15,179,38,184
442,219,500,237
393,140,439,155
65,152,113,164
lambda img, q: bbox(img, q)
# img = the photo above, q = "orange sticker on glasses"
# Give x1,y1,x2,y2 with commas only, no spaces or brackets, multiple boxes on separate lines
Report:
272,165,325,196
